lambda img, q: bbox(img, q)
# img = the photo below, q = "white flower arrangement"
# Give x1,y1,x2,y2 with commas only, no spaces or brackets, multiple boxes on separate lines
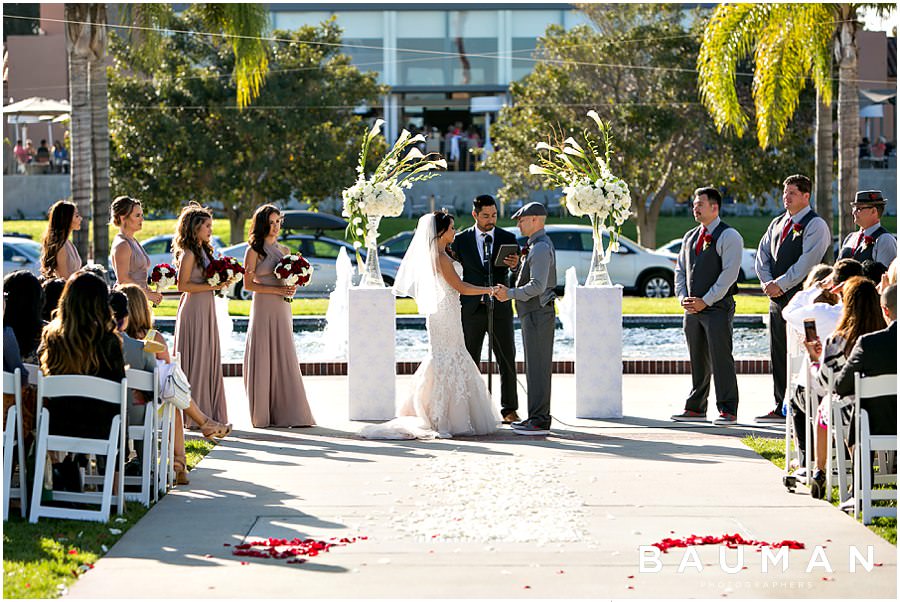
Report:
342,119,447,252
529,111,632,255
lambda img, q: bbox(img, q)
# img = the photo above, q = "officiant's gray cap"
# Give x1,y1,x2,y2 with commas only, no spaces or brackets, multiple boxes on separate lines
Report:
853,190,886,206
511,202,548,219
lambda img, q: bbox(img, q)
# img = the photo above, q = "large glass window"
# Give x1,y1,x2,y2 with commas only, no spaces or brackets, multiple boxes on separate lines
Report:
397,11,447,86
272,11,331,31
335,11,384,79
510,11,562,81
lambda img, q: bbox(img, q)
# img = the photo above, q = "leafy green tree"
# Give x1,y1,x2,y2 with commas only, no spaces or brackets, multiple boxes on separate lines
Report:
698,3,835,259
109,16,385,243
65,3,269,265
486,4,813,248
699,3,895,252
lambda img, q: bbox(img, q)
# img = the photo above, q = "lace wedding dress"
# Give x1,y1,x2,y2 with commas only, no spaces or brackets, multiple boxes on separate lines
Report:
360,261,500,440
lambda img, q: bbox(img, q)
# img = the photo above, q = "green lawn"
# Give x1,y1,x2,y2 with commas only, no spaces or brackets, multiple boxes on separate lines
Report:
5,215,895,251
150,293,771,317
742,435,896,545
2,438,215,599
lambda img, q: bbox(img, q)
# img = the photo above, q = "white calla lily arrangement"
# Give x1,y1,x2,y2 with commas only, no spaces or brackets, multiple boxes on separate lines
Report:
529,111,632,286
342,119,447,286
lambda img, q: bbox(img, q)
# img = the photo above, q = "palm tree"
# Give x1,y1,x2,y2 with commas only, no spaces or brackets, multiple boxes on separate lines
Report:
65,3,269,266
697,3,836,260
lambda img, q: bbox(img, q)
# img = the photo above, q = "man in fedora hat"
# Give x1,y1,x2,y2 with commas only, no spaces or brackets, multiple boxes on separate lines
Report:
495,202,557,435
838,190,896,269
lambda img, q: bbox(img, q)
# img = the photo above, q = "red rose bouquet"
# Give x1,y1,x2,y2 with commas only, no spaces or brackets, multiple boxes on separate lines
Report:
147,263,177,306
205,256,245,298
273,253,313,302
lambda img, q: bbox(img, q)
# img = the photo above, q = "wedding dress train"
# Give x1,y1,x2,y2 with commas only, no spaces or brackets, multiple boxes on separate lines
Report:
360,262,499,439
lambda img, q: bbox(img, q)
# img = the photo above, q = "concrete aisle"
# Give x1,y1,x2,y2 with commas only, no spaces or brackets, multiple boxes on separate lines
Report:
68,375,896,599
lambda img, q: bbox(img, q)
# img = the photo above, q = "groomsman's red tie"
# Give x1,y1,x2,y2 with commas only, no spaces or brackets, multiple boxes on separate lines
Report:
694,226,707,255
779,217,794,243
852,230,865,253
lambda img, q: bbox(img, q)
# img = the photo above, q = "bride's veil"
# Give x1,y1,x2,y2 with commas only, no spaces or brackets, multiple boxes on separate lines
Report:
392,213,446,315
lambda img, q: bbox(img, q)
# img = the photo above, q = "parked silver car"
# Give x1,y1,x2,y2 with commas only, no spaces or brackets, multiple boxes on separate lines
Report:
510,225,676,297
656,238,758,282
141,234,226,269
2,236,42,277
220,234,402,299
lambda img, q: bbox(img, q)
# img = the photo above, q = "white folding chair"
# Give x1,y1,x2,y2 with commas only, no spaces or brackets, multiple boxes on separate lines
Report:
783,354,809,487
29,374,127,523
824,372,854,504
853,373,897,524
155,352,184,497
124,367,158,507
3,369,28,520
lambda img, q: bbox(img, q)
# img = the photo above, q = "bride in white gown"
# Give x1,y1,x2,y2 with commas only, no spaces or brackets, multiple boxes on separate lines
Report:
360,211,501,439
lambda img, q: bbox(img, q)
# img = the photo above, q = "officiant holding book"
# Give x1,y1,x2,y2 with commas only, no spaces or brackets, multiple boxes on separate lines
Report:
450,195,521,423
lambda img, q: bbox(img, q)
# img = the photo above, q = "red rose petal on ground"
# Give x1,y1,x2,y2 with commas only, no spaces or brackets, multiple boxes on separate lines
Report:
627,586,634,590
240,561,249,565
523,585,531,589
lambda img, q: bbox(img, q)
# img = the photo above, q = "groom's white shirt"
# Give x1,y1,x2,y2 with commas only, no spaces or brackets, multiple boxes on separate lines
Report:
475,227,495,264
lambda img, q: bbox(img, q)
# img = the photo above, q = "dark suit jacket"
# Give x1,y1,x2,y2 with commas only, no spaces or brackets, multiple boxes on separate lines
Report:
835,320,897,436
450,226,518,315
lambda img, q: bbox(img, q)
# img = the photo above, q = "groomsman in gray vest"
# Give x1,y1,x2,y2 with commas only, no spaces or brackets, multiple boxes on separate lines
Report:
837,190,896,269
755,174,830,423
671,187,743,425
495,202,557,435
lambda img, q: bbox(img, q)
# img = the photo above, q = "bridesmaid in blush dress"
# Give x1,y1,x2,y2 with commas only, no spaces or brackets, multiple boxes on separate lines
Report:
172,203,229,427
242,205,315,428
39,200,83,279
109,196,163,305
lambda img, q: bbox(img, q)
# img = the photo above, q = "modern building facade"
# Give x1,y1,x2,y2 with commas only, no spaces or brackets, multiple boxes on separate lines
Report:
267,3,593,150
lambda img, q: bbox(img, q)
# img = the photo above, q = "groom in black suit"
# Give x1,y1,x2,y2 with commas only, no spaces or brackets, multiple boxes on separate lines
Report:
450,195,521,423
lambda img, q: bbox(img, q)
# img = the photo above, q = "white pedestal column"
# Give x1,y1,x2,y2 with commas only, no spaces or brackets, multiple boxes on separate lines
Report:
575,285,623,418
348,287,396,420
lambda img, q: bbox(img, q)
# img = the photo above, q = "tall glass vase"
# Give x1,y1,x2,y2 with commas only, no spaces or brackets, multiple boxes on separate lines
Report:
585,213,613,287
360,215,385,288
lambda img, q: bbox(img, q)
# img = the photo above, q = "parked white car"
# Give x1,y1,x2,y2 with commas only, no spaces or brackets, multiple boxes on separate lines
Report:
141,234,226,269
509,225,676,297
220,234,402,299
656,238,758,282
2,236,42,277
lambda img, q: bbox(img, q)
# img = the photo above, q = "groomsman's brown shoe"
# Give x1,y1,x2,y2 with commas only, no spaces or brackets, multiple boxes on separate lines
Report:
501,411,521,424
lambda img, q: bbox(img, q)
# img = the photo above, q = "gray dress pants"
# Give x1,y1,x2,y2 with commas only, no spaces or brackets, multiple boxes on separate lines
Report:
520,305,556,425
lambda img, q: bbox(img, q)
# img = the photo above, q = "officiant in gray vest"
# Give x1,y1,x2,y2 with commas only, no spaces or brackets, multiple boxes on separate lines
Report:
670,187,743,425
754,174,830,424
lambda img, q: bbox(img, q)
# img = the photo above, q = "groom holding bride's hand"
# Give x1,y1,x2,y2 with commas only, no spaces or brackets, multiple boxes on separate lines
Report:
495,202,557,436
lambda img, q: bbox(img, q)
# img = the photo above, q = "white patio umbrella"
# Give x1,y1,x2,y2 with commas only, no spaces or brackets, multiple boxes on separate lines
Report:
3,97,71,145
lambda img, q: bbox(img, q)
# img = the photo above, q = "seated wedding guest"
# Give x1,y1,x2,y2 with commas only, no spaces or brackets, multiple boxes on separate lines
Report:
803,277,887,498
784,258,863,339
880,257,899,294
40,271,126,492
13,140,29,169
35,140,51,164
41,278,66,323
3,270,44,365
861,259,888,286
40,200,84,279
52,140,69,173
833,282,897,449
119,284,230,485
3,282,39,439
779,264,836,470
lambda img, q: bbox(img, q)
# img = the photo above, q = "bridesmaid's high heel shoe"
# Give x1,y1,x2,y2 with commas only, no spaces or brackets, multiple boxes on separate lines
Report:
201,419,232,440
